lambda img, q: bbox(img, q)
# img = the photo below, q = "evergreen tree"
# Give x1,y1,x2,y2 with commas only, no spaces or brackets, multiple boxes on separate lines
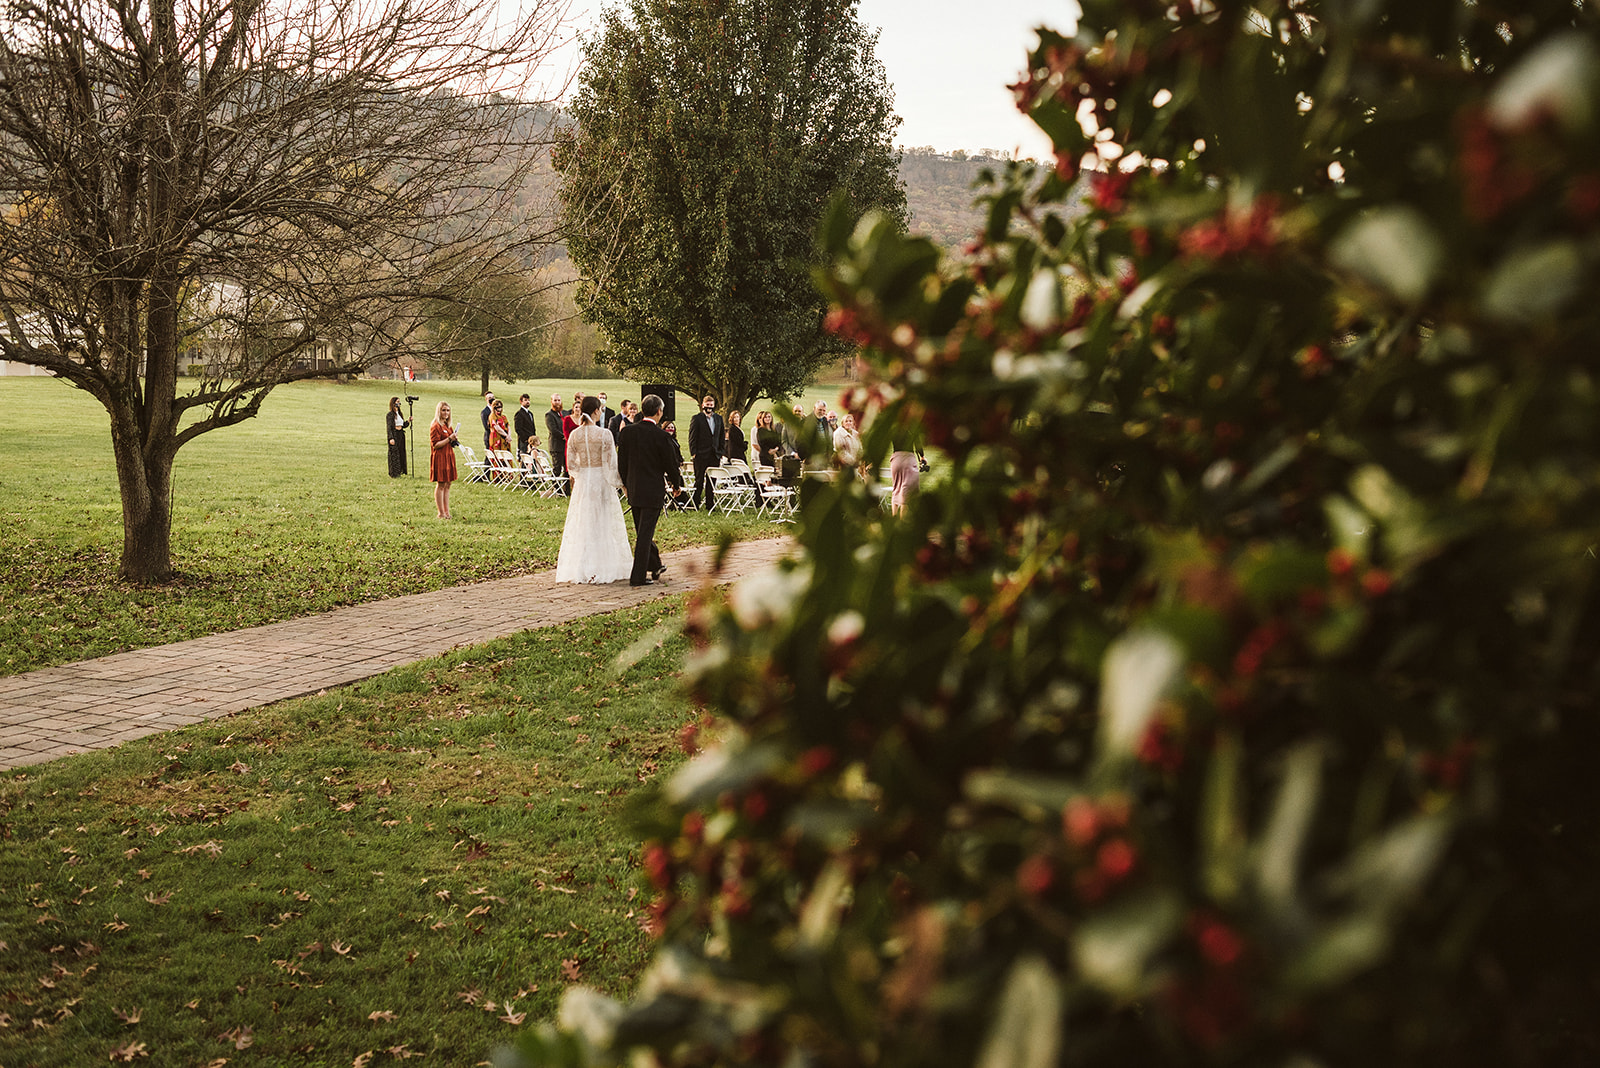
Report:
555,0,906,413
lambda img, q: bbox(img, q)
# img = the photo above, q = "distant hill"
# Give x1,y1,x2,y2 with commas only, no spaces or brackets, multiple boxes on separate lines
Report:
899,147,1020,249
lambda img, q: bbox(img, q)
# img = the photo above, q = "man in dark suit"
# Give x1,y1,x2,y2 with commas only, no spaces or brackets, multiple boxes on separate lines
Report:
607,399,634,440
687,394,725,510
545,393,569,490
513,393,538,461
617,395,685,586
480,392,495,452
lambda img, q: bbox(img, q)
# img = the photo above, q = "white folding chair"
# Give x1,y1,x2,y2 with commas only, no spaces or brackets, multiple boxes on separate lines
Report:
487,449,521,486
460,445,490,484
708,466,756,514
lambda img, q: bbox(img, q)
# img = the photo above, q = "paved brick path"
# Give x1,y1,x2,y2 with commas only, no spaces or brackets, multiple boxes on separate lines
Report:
0,537,792,771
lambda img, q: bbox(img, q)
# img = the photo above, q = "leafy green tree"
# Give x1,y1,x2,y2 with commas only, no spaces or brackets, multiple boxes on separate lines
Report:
426,266,551,394
508,0,1600,1065
554,0,906,414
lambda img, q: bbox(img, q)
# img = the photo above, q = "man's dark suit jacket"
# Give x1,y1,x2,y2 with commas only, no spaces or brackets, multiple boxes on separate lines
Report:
544,408,567,451
617,418,685,509
688,411,725,461
513,406,538,451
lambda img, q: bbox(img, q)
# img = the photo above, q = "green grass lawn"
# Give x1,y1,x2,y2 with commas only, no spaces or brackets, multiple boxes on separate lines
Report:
0,598,698,1067
0,375,808,677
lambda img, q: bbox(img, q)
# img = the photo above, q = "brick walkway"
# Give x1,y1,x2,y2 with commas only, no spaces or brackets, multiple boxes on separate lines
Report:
0,537,793,771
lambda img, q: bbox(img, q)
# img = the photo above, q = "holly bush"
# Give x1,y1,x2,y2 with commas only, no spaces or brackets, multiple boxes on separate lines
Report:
505,1,1600,1064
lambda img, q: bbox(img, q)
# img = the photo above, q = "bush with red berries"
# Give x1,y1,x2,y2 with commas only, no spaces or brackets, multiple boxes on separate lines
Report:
505,2,1600,1065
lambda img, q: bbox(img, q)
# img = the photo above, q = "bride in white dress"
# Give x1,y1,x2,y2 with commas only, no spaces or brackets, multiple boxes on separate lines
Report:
555,396,635,584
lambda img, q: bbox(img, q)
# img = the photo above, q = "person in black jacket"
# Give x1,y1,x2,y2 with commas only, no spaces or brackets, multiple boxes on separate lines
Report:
616,395,685,586
545,393,569,488
513,393,539,461
687,394,725,510
386,396,410,477
723,409,748,467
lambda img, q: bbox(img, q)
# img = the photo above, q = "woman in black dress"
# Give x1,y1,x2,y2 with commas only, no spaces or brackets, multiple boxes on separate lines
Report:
754,410,783,469
724,409,748,466
387,396,410,477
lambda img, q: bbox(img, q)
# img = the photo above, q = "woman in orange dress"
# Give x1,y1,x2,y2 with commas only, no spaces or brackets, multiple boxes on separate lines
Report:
429,401,460,519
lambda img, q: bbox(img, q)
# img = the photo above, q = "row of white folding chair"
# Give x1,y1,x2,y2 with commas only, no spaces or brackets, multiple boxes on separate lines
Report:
520,450,567,498
706,466,757,514
750,463,795,520
460,445,491,483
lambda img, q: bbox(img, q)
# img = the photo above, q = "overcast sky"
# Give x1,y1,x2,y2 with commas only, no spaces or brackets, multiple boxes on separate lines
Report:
539,0,1081,159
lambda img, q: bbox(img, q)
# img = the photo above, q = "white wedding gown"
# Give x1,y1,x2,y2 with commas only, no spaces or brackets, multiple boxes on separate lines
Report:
555,422,634,584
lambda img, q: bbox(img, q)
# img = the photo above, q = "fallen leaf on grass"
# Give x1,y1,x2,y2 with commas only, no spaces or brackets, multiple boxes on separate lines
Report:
184,1000,200,1010
499,1008,526,1025
387,1045,419,1059
107,1040,148,1061
176,841,223,858
201,1060,228,1068
123,848,140,859
136,870,152,881
0,1012,11,1027
367,1010,396,1023
515,986,538,998
228,761,251,775
353,1053,375,1068
560,959,581,981
113,1007,142,1025
337,801,358,813
218,1025,253,1050
429,921,453,931
455,988,482,1005
142,891,172,905
465,905,491,918
332,941,353,956
104,916,129,932
37,976,56,989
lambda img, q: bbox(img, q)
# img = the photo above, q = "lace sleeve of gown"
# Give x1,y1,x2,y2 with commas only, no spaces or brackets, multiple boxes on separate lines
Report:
598,430,623,489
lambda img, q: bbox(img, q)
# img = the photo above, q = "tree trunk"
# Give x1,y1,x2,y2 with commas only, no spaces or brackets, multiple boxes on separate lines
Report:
110,409,176,584
481,364,491,395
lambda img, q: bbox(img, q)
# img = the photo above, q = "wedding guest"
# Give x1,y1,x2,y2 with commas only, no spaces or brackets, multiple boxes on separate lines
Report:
430,401,460,519
480,391,495,451
724,409,748,466
754,410,782,469
546,393,569,488
608,399,635,440
806,400,833,470
513,393,539,460
386,396,410,478
889,426,925,516
488,399,511,452
688,394,725,510
832,413,862,479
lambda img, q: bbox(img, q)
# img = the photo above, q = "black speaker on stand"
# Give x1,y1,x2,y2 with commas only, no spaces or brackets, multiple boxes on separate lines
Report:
641,384,676,424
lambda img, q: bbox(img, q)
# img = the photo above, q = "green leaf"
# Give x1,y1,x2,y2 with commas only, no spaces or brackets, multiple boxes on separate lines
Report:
1282,915,1390,991
1482,241,1583,325
1097,630,1184,762
1071,891,1184,998
963,770,1080,820
1488,33,1599,133
1330,207,1443,304
975,955,1063,1068
1200,732,1247,905
1255,742,1323,910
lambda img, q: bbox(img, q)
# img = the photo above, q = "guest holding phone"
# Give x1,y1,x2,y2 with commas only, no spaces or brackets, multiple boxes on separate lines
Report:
430,401,460,519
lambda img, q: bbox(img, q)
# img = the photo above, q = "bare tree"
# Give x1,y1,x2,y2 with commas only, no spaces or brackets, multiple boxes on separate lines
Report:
0,0,570,582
